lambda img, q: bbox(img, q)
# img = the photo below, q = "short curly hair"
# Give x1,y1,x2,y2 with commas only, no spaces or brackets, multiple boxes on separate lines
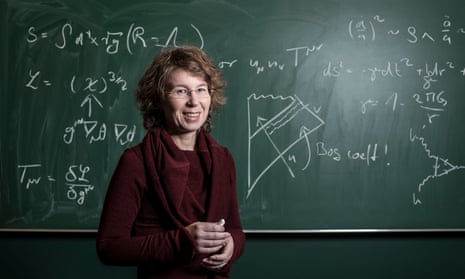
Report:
134,45,227,132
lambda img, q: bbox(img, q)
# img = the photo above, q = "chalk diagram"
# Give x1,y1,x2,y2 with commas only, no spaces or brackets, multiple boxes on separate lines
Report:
247,94,325,198
410,129,465,205
245,94,464,204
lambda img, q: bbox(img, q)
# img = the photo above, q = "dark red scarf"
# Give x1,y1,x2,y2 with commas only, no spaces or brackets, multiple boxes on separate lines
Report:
141,128,226,228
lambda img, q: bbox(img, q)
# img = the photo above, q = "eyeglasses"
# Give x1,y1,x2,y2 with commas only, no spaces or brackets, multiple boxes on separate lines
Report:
168,86,213,99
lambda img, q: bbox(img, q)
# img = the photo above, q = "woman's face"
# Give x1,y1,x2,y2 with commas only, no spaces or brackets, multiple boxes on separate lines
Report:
162,68,211,136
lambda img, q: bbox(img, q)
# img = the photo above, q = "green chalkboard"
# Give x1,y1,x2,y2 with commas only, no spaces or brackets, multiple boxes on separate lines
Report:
1,0,465,232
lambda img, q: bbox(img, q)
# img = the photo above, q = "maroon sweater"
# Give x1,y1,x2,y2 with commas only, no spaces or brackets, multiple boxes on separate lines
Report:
97,129,245,279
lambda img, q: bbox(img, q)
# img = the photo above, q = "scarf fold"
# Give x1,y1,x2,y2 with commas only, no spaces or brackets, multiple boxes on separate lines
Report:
141,128,223,228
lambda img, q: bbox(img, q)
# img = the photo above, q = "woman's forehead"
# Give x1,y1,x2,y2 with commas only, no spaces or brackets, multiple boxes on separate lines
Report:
168,68,207,84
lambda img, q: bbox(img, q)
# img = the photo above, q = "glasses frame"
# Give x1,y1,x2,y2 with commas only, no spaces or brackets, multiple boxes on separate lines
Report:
168,86,214,99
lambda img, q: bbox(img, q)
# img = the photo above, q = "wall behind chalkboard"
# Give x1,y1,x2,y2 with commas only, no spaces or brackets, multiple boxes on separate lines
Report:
1,0,465,231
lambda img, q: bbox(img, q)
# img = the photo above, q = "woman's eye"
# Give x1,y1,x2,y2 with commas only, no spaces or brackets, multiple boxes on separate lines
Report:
197,87,208,93
176,88,188,95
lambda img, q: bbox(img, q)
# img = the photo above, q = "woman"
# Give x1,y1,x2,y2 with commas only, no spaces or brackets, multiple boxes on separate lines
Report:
97,46,245,279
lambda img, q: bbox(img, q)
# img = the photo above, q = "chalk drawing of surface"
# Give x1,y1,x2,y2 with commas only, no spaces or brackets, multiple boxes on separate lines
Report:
247,93,325,198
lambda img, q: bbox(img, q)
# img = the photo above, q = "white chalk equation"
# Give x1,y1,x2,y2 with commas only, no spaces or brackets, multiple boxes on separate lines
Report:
26,70,128,117
323,59,463,86
348,14,464,45
360,88,448,127
63,119,136,145
409,129,465,205
360,92,405,114
26,23,204,55
24,69,136,145
330,58,457,128
18,163,94,205
243,45,324,74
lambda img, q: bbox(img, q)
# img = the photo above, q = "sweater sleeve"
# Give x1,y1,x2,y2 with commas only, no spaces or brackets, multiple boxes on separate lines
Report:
96,148,196,266
217,150,246,276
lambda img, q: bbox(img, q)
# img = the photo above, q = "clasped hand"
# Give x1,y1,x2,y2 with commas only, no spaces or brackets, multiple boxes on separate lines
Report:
185,221,234,270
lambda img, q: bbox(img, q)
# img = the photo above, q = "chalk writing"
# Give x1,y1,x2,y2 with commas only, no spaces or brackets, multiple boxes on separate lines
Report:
318,57,459,127
70,72,128,94
409,129,465,205
218,59,238,69
247,93,325,198
70,72,128,117
317,142,389,166
286,45,324,67
7,7,465,231
63,119,136,145
249,59,285,74
348,16,377,41
25,70,52,90
26,23,204,55
18,164,47,190
25,69,128,118
65,164,94,206
360,92,405,114
348,14,465,44
17,163,95,205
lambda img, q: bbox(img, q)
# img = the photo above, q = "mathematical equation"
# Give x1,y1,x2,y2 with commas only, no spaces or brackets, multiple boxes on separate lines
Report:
223,14,465,75
26,70,128,115
323,58,465,83
63,119,136,145
26,23,204,55
325,59,456,127
18,163,94,205
348,14,465,44
25,70,137,145
360,88,447,127
331,58,457,128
